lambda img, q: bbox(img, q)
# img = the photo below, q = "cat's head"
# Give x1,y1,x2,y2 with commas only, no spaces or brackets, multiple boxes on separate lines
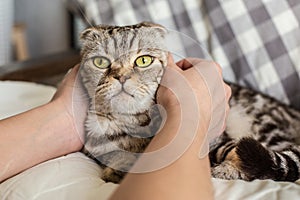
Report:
79,22,168,115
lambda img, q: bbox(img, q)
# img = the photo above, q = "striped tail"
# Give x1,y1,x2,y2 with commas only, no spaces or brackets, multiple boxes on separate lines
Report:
236,137,300,181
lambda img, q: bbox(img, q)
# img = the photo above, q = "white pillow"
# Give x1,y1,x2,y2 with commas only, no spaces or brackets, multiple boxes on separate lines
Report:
0,81,56,119
0,152,118,200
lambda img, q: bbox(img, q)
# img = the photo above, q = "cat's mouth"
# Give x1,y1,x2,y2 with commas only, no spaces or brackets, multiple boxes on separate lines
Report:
112,89,134,98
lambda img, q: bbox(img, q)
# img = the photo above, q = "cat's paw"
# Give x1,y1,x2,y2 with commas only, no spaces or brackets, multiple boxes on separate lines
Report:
211,161,246,180
101,167,126,183
235,137,276,180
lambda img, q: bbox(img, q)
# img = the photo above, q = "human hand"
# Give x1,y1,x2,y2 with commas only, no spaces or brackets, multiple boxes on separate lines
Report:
156,54,231,158
51,64,88,145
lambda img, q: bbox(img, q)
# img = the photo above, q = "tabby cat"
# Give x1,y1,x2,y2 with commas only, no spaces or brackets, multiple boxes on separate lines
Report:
79,22,300,183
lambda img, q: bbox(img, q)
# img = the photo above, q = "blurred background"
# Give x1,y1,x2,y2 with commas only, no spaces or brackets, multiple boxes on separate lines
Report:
1,0,300,109
0,0,71,65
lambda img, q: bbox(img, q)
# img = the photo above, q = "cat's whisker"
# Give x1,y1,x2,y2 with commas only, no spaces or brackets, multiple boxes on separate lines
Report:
73,0,96,29
131,84,149,97
88,110,104,115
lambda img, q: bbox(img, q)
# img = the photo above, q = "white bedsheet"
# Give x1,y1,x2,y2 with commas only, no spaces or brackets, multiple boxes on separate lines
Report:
1,152,300,200
0,81,56,120
0,81,299,200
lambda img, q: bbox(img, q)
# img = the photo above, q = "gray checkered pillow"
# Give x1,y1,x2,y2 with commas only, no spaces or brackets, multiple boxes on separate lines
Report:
67,0,300,109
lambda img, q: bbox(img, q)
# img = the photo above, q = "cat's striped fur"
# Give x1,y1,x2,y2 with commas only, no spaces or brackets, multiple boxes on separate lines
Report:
79,22,300,183
210,83,300,181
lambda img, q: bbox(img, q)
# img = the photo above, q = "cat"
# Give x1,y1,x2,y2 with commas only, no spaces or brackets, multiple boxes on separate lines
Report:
210,83,300,181
79,22,167,183
79,22,300,183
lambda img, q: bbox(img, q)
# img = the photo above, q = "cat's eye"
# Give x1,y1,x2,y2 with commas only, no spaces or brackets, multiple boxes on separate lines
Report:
135,55,154,68
93,57,111,69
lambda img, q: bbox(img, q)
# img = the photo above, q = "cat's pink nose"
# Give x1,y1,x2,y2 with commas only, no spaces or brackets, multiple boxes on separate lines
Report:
119,76,127,83
114,75,130,83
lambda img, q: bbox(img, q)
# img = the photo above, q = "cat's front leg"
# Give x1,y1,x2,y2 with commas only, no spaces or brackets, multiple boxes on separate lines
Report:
101,167,127,183
98,151,138,183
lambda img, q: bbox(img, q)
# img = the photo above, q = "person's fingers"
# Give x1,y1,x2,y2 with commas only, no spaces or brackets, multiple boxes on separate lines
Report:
167,54,182,72
176,58,203,70
221,103,230,131
59,64,79,87
66,64,80,82
71,64,80,76
178,58,215,71
176,59,193,70
214,62,223,76
211,62,231,102
224,84,232,102
222,83,231,132
179,59,231,105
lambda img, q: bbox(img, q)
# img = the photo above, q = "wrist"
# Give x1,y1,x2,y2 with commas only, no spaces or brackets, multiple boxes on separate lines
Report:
46,100,84,153
149,106,208,151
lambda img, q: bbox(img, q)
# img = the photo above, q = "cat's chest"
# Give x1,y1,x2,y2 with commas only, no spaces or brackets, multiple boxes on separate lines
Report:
225,88,300,140
85,112,143,137
225,85,269,139
225,104,254,139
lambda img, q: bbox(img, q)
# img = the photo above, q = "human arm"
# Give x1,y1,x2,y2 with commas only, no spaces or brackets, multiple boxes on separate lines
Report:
109,56,231,200
110,110,214,200
0,65,86,182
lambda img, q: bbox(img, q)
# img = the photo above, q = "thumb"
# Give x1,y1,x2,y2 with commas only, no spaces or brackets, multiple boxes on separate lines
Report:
166,53,182,72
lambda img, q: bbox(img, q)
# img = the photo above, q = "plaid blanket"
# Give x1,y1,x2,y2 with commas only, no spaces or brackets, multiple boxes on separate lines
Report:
67,0,300,109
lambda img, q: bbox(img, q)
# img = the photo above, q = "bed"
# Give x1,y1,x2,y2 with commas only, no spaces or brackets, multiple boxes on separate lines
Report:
1,0,300,199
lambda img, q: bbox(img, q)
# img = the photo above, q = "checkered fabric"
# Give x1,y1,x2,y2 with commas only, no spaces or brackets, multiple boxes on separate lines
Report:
67,0,300,109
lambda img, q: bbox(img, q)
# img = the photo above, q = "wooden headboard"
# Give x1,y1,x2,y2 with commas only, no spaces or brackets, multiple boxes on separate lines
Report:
0,9,81,86
0,50,80,86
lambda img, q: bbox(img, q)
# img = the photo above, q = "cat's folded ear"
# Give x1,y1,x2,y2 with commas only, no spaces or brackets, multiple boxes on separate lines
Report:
80,27,101,42
140,21,168,37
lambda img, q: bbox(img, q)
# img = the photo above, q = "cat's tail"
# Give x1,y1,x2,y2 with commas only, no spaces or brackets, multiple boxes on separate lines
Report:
236,137,300,182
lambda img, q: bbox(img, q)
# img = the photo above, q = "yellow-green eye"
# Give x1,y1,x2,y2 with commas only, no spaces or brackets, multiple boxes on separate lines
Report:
93,57,111,69
135,55,154,68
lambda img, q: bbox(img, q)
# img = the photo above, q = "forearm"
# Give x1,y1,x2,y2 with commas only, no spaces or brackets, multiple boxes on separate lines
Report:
0,101,83,182
110,109,214,200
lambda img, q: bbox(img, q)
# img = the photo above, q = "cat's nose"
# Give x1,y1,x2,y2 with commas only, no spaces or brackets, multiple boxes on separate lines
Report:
114,75,130,83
